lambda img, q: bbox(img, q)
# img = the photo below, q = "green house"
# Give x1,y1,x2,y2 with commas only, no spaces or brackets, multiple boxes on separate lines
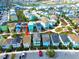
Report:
0,26,9,33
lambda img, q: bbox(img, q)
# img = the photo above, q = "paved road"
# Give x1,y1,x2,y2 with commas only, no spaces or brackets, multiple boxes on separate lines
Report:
0,50,79,59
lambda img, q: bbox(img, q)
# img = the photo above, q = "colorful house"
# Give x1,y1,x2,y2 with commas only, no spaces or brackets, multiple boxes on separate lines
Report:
33,33,40,46
42,34,50,47
23,35,31,48
60,34,70,46
28,22,35,32
36,23,43,32
51,33,61,46
15,23,21,32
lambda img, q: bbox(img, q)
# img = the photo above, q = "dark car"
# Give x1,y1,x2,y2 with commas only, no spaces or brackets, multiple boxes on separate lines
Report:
19,52,27,59
3,54,9,59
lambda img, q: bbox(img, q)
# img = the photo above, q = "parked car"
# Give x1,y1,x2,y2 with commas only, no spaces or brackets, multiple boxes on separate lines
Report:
3,54,9,59
38,50,43,57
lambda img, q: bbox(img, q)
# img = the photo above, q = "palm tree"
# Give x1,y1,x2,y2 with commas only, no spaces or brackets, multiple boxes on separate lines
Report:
68,42,73,49
47,31,52,47
40,33,43,47
49,33,52,47
59,42,63,49
30,34,33,48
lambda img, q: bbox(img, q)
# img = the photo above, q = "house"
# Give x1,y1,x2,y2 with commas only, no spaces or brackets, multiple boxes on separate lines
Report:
42,33,50,47
60,34,70,46
33,33,40,46
28,22,35,32
36,22,44,32
51,33,60,46
9,9,18,21
68,34,79,47
23,35,31,47
15,23,22,32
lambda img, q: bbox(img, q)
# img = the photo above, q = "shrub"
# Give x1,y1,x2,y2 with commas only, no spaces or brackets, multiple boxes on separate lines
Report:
9,45,13,49
38,46,48,50
16,47,21,51
74,46,79,50
30,34,33,48
67,26,72,31
68,42,73,49
6,45,13,52
30,47,36,50
6,48,12,52
0,46,2,53
16,47,23,51
46,49,55,58
24,47,29,51
59,42,63,49
59,42,67,49
49,46,58,49
0,29,3,34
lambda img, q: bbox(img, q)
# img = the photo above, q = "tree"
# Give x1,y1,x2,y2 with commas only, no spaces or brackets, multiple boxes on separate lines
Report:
0,29,3,34
6,45,13,52
47,31,52,47
30,34,33,48
40,34,43,47
59,42,63,49
16,10,27,22
59,42,67,49
73,24,77,29
68,42,73,49
67,26,72,31
56,19,60,25
20,40,24,49
46,49,55,58
0,46,2,53
9,45,13,50
7,27,10,33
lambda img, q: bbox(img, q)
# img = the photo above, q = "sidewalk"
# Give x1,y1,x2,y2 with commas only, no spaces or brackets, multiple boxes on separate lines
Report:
1,49,79,56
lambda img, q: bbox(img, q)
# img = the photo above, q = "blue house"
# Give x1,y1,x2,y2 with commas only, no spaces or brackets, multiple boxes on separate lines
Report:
42,34,50,47
33,33,40,46
36,23,43,32
60,34,70,46
45,22,55,30
28,22,35,32
15,23,21,32
51,33,60,46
